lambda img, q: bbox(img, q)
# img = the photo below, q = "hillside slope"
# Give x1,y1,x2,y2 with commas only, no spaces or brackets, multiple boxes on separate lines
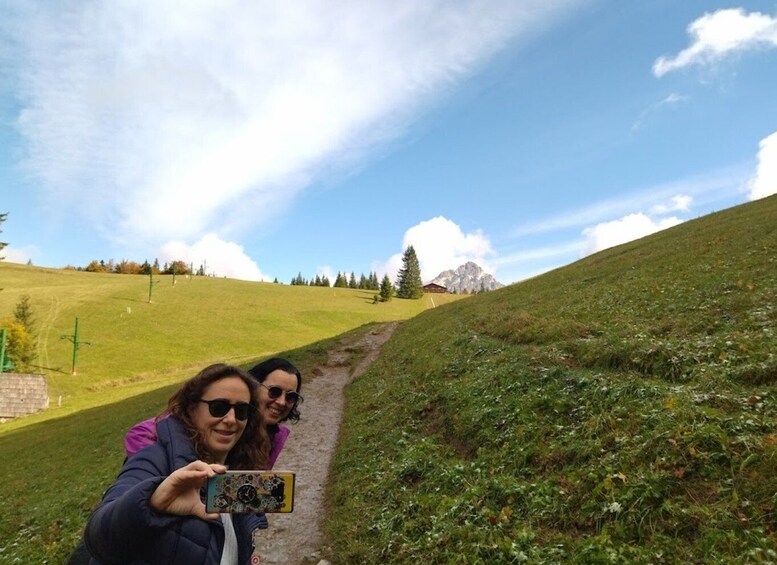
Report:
327,196,777,563
0,265,463,426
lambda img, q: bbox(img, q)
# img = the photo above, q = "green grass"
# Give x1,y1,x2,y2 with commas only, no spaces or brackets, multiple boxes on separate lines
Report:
0,268,460,562
0,325,384,564
325,195,777,563
0,268,462,431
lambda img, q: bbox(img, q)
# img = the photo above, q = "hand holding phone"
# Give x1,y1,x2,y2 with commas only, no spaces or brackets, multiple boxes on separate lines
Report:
206,471,295,513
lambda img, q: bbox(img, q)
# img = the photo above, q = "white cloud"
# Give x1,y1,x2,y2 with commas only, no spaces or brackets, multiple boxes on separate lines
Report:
582,213,683,255
653,8,777,77
650,194,692,214
748,131,777,200
2,245,37,265
158,234,267,281
378,216,494,282
5,0,580,252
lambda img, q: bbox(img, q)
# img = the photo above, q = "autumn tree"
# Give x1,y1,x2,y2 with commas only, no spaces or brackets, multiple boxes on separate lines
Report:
164,260,190,275
395,245,423,299
4,294,37,370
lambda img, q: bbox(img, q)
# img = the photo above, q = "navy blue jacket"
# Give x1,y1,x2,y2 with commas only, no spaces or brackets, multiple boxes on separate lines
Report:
84,417,262,564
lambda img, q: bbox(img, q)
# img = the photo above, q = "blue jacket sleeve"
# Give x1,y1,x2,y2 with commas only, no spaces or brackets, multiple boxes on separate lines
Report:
83,447,181,564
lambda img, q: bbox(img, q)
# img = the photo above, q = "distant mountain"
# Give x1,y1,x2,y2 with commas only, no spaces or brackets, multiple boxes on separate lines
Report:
429,261,504,293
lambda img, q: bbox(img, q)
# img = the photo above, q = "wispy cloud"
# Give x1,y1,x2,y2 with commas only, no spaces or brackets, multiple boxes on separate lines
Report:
653,8,777,77
3,0,581,262
510,165,749,238
631,92,688,131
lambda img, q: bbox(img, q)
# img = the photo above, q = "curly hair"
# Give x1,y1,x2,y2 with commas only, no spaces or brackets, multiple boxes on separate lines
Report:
166,363,270,469
248,357,303,423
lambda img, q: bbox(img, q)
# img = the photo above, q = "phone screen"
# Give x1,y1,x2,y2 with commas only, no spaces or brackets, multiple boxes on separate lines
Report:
206,471,295,513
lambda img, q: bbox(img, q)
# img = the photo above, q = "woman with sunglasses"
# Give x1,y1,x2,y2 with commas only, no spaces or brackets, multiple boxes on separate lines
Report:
83,363,270,564
251,357,303,463
123,357,303,466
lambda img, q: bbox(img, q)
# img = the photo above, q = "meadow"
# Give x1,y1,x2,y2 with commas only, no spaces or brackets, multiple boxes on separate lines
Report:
2,195,776,563
326,195,777,563
0,266,459,430
0,267,461,562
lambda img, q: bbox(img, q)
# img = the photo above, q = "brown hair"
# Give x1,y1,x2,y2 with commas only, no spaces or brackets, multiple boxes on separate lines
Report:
166,363,270,468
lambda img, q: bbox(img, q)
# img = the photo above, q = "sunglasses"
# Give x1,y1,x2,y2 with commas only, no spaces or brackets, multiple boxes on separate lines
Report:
198,399,253,421
261,383,303,405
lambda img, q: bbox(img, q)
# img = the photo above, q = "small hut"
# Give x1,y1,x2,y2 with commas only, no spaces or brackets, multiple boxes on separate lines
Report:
422,283,447,294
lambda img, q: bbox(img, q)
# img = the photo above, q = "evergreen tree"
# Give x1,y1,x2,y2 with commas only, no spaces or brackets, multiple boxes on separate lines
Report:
334,272,347,288
379,274,394,302
395,246,424,299
0,211,7,260
322,275,331,287
314,274,322,286
14,294,35,333
348,272,357,289
358,274,368,289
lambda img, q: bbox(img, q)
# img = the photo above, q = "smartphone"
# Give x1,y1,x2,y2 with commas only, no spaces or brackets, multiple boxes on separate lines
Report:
206,470,295,513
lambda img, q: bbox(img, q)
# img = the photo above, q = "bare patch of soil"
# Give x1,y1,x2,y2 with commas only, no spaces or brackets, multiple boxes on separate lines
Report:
252,322,398,564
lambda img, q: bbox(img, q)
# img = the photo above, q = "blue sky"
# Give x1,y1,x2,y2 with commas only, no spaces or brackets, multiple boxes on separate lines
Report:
1,1,776,285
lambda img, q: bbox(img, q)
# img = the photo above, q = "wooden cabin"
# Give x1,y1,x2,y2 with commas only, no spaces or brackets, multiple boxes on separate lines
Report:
422,283,447,294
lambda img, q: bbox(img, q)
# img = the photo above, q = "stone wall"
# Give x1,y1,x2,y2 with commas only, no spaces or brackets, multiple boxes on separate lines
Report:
0,373,48,420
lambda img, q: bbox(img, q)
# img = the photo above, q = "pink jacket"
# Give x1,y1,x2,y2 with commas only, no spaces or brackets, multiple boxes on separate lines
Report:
124,416,290,468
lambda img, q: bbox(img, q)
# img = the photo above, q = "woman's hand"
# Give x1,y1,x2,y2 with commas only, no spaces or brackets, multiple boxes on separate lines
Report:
150,460,226,520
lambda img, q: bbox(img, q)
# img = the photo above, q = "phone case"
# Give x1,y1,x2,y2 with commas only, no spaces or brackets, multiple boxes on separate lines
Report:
206,470,295,513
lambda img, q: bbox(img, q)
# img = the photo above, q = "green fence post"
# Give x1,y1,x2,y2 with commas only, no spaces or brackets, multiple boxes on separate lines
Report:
0,328,7,373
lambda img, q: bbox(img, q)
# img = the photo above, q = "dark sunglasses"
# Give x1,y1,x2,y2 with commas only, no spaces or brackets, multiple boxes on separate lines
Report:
198,399,253,421
261,383,303,405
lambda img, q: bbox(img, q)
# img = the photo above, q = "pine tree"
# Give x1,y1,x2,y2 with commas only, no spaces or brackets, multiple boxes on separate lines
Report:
395,246,424,299
322,275,331,287
348,272,357,289
379,274,394,302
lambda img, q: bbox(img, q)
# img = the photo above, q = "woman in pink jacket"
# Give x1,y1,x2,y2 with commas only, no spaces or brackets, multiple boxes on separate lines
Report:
67,358,303,565
125,357,303,464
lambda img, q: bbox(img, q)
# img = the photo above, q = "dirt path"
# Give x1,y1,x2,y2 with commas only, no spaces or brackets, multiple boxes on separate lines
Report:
252,322,398,564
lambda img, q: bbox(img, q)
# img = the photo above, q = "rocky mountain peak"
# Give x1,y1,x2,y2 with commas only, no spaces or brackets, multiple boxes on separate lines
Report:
429,261,504,294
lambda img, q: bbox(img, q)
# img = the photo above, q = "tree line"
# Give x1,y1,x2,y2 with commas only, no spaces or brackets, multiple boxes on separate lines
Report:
79,258,198,276
290,271,380,290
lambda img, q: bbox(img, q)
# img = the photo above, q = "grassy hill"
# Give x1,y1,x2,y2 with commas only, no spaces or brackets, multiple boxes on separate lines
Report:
0,268,463,562
326,195,777,563
0,266,461,430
